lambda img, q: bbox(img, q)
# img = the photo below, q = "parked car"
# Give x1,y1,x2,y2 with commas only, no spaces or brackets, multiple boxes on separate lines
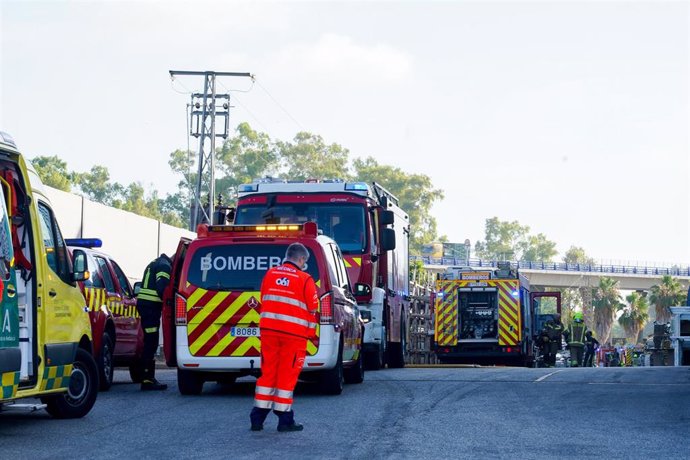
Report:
67,239,143,390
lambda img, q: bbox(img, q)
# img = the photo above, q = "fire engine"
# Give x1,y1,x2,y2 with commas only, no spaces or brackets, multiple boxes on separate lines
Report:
233,178,410,369
0,131,98,418
434,263,561,365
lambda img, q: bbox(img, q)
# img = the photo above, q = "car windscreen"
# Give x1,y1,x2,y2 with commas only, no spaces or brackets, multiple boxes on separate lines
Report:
235,203,367,254
186,243,320,291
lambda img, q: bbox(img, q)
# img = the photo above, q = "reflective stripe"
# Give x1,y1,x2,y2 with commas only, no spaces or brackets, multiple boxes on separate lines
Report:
261,312,310,328
255,386,276,396
137,287,161,303
254,399,273,409
307,322,317,330
273,402,292,412
262,294,307,310
275,389,293,399
156,271,170,280
145,327,159,333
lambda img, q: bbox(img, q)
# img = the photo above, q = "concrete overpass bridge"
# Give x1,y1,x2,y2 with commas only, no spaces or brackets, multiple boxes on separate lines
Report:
412,257,690,291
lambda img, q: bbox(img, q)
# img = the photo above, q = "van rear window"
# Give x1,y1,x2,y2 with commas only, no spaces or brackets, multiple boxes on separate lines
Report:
187,244,320,291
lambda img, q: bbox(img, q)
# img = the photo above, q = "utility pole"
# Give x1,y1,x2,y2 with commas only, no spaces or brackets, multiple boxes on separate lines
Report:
169,70,253,231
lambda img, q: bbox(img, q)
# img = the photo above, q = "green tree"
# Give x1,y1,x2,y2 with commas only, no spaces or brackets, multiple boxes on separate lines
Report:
352,156,444,254
74,165,119,204
649,275,686,324
592,277,624,344
563,246,595,265
618,292,649,345
277,131,351,181
521,233,558,262
30,155,72,192
474,218,529,260
217,122,278,192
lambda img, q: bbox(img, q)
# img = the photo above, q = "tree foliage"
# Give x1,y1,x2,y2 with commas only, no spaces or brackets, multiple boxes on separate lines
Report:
618,292,649,345
276,131,350,181
592,277,624,344
30,156,72,192
649,275,686,324
474,217,557,261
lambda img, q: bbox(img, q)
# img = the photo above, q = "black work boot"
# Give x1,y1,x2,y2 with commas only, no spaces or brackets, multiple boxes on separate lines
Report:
141,362,168,391
250,407,271,431
275,410,303,432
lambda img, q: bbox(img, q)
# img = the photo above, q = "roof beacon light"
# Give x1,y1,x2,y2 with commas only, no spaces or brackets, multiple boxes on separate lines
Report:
65,238,103,248
204,221,319,238
345,182,369,191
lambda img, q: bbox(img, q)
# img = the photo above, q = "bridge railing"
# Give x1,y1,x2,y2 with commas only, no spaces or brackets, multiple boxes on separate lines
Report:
411,257,690,277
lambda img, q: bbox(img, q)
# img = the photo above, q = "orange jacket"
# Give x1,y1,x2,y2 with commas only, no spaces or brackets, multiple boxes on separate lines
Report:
259,262,319,338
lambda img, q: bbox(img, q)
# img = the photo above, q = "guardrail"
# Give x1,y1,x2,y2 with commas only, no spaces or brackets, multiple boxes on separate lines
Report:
411,257,690,277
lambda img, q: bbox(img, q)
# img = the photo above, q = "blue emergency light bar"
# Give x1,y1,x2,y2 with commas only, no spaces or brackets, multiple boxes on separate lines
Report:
65,238,103,248
345,182,369,191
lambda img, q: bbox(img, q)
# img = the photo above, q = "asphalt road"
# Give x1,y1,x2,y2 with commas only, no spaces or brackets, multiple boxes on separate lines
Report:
1,366,689,459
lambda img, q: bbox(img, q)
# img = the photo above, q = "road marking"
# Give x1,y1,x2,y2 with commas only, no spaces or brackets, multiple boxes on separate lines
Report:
534,370,562,382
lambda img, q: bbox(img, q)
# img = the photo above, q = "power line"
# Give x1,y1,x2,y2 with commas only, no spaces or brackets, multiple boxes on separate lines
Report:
254,78,305,132
217,80,271,133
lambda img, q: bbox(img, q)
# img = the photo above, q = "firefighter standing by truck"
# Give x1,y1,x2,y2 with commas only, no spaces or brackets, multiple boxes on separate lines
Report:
540,314,564,367
565,312,587,367
250,243,319,432
136,253,172,391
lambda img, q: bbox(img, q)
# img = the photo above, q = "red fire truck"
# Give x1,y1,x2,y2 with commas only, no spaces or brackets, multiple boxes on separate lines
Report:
233,179,410,369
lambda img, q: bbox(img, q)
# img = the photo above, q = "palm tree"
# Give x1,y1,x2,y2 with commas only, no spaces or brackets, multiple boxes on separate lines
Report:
649,275,686,324
592,277,623,344
618,292,649,344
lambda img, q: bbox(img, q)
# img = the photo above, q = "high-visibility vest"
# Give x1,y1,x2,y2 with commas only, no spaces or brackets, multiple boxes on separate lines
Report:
259,262,319,338
568,323,586,346
136,257,171,303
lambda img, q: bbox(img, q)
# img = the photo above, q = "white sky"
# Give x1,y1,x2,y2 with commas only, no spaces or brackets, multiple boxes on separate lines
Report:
1,0,688,265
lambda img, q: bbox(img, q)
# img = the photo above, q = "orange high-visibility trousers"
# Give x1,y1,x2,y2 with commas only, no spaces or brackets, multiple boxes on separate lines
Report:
253,331,307,412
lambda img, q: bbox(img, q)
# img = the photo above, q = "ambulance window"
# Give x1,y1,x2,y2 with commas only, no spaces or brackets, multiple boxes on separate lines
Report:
112,261,132,297
38,202,72,284
95,257,115,292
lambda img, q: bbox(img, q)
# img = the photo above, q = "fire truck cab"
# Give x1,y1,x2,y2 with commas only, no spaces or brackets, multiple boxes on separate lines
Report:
234,179,410,369
434,263,560,366
162,222,364,395
0,131,98,418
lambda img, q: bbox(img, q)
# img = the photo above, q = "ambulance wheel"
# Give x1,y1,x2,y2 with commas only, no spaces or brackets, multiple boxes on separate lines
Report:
98,333,114,391
344,351,364,384
319,340,344,395
129,362,144,384
177,368,204,395
43,348,99,419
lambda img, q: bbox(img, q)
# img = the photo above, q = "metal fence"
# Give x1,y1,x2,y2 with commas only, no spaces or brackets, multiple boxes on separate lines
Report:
411,257,690,277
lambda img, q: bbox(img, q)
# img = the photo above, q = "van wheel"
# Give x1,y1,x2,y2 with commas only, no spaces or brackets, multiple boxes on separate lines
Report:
319,340,344,395
344,351,364,384
129,362,144,384
387,316,406,368
98,333,114,391
177,368,204,395
42,348,99,419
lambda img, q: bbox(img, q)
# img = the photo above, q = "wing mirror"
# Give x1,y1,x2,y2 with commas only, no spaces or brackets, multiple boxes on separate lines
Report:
133,281,141,296
381,228,396,251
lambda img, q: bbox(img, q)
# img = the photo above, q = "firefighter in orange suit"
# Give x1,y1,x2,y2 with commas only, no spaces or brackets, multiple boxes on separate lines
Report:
250,243,318,432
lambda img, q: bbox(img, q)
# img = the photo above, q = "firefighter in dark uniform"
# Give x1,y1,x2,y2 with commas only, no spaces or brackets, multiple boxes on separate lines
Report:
136,253,172,391
541,314,564,367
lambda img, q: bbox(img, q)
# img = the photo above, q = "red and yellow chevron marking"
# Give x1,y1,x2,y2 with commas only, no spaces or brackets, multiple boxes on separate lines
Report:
84,287,138,318
343,257,362,268
434,280,458,346
434,279,522,346
185,287,321,358
495,280,521,346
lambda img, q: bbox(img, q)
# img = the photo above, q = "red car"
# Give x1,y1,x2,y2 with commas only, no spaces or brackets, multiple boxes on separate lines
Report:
67,239,144,390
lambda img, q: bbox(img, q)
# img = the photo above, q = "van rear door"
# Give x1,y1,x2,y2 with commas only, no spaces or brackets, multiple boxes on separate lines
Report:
181,242,322,358
0,184,20,399
162,237,190,367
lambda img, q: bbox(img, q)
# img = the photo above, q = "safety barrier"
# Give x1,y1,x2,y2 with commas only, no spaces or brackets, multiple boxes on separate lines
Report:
411,257,690,277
